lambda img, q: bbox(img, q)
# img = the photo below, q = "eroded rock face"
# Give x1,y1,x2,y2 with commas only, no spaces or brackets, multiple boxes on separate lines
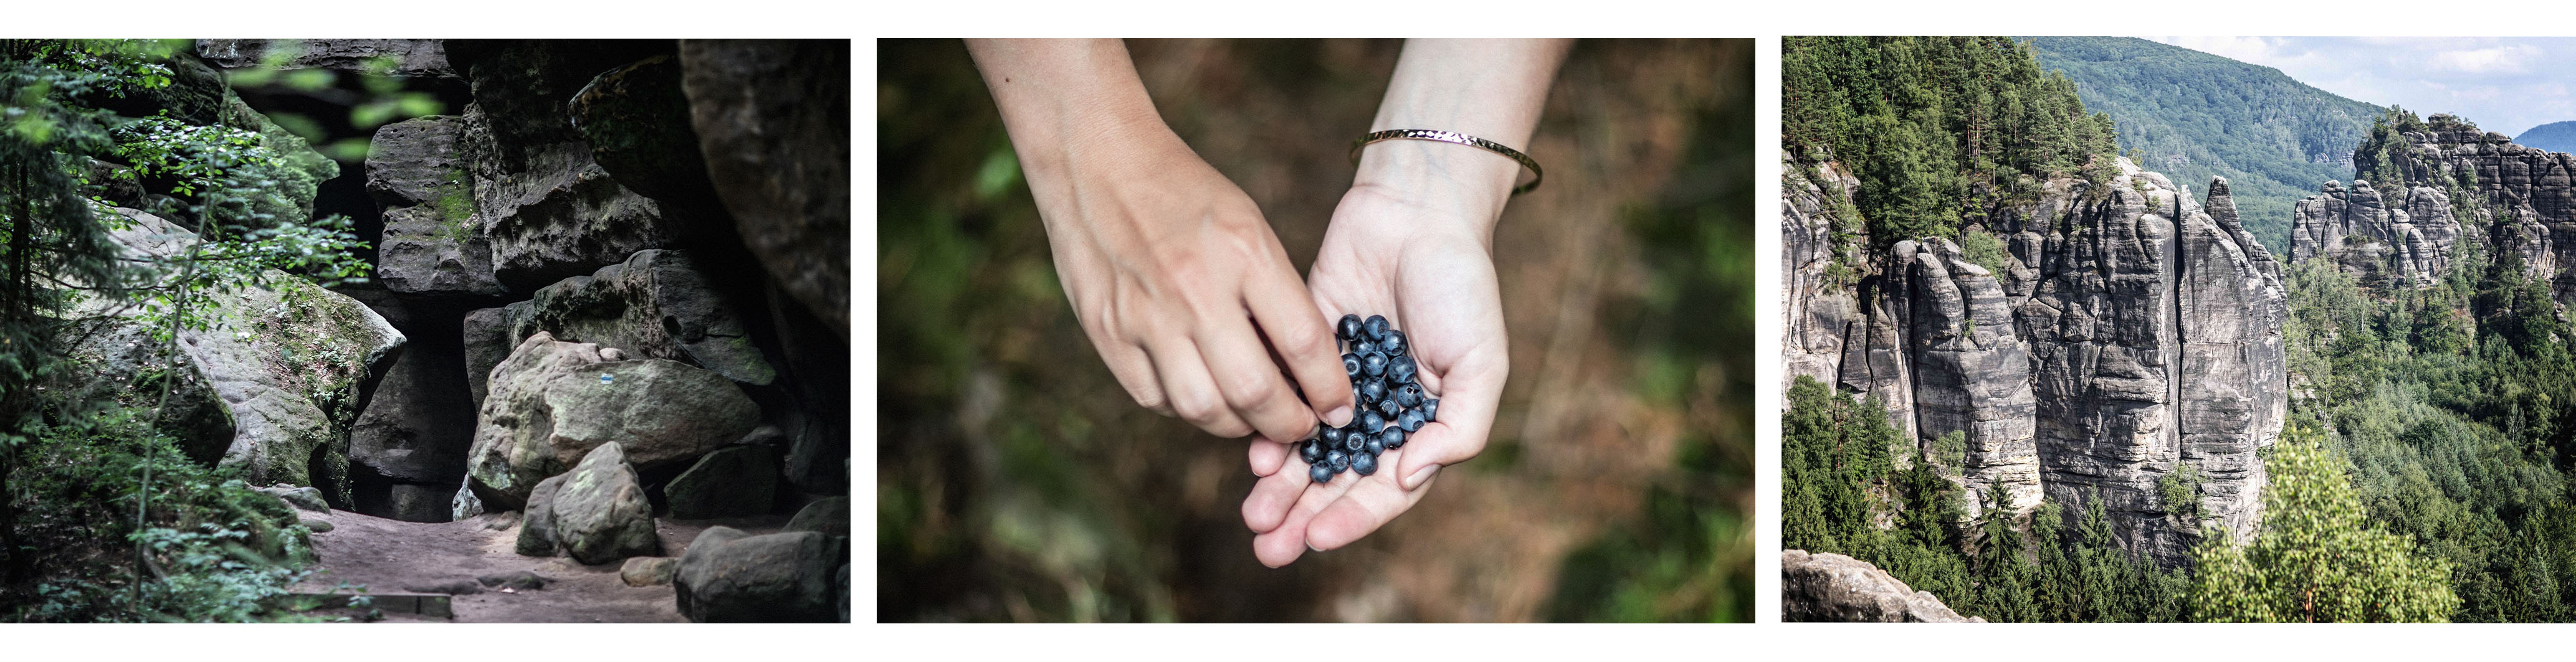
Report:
2291,121,2576,301
455,42,681,292
2289,180,2462,287
665,445,778,519
678,39,850,337
474,250,775,385
74,209,404,504
1778,161,2285,567
464,332,761,509
1782,550,1982,622
367,116,507,297
674,526,841,623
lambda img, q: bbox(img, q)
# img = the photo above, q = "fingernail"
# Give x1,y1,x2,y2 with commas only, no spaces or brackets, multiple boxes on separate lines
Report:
1326,405,1354,427
1405,465,1441,490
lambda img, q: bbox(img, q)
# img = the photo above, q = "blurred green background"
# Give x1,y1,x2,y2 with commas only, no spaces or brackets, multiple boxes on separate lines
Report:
877,39,1753,622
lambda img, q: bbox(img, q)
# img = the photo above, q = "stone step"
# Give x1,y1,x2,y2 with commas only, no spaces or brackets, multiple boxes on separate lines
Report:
279,590,454,619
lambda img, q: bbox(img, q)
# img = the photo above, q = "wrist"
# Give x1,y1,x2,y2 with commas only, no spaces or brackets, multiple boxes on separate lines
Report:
1349,140,1515,240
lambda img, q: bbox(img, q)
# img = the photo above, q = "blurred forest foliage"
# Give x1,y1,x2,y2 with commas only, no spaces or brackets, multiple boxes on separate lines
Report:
877,39,1752,622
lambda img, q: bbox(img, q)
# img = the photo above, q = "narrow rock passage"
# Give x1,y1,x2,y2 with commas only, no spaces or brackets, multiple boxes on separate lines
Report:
294,508,790,623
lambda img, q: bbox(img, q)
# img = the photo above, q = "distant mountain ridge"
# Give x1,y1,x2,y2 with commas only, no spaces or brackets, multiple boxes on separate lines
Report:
2519,120,2576,155
2024,37,2385,250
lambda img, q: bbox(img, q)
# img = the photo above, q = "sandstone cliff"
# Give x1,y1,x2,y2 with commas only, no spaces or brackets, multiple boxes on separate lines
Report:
1784,158,2287,567
1781,549,1982,622
2290,115,2575,296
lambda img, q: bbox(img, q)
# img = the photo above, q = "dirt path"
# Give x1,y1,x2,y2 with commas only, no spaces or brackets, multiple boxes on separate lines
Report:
295,508,791,623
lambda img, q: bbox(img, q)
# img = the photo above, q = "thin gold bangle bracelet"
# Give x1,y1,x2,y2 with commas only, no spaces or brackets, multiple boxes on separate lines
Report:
1348,129,1543,196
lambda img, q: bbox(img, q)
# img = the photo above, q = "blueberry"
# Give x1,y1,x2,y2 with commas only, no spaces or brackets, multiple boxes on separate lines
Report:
1352,339,1378,357
1338,314,1363,341
1360,409,1386,432
1310,463,1335,483
1360,379,1388,403
1375,397,1401,418
1351,452,1378,476
1362,352,1388,377
1390,356,1416,384
1343,352,1361,377
1320,425,1345,445
1363,314,1390,341
1343,430,1365,453
1395,382,1422,408
1364,434,1385,456
1381,426,1406,449
1327,448,1350,472
1421,398,1438,422
1300,439,1327,463
1397,409,1424,432
1383,330,1406,357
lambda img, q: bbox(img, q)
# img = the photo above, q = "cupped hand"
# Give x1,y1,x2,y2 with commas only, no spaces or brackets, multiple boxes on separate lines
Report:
1028,131,1358,445
1237,179,1511,567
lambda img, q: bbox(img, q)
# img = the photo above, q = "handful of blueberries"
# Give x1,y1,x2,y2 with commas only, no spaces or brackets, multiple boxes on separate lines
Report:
1300,314,1438,484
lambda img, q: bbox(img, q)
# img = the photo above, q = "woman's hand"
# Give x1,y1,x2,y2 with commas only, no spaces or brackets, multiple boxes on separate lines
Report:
1238,157,1515,568
968,39,1356,443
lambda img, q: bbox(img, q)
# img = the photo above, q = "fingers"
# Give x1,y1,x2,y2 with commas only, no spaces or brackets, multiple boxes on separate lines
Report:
1247,438,1292,478
1395,348,1507,489
1241,453,1310,533
1145,342,1255,438
1089,336,1173,416
1252,472,1358,567
1305,461,1436,551
1247,278,1355,428
1197,315,1325,444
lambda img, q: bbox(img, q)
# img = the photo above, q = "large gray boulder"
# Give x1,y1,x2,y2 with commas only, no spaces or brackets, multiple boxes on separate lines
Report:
464,332,761,509
473,250,775,385
74,209,404,504
678,39,849,336
1782,550,1982,622
664,445,777,519
570,54,723,212
783,496,849,539
550,443,660,564
673,526,839,622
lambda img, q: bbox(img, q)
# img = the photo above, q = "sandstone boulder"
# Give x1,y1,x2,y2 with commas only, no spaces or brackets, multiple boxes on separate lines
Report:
195,39,457,79
465,332,761,508
621,557,677,587
477,250,775,385
1782,550,1982,622
784,496,849,539
550,443,659,564
673,526,838,622
366,116,507,297
514,473,569,557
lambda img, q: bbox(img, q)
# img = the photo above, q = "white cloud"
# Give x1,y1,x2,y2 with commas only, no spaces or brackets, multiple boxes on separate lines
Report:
2428,44,2542,76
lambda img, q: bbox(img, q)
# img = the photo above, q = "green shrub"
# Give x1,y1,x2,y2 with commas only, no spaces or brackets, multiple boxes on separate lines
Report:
6,405,322,622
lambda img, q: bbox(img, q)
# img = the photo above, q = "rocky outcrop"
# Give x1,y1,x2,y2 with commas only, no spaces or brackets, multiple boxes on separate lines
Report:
464,332,761,509
2287,181,2462,286
68,209,404,504
452,41,683,292
195,39,457,79
1780,159,2285,567
468,250,775,385
1781,549,1982,622
673,526,843,623
366,116,508,298
2290,118,2576,301
677,39,850,336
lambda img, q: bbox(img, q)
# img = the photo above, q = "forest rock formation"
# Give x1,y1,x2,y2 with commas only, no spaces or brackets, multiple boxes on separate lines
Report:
1784,157,2288,567
2292,118,2576,301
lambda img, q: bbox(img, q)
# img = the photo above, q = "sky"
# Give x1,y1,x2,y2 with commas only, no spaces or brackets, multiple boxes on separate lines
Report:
2149,37,2576,138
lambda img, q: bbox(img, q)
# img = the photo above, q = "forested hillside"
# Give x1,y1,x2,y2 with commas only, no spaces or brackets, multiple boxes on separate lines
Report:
2026,36,2382,250
1782,35,2118,247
